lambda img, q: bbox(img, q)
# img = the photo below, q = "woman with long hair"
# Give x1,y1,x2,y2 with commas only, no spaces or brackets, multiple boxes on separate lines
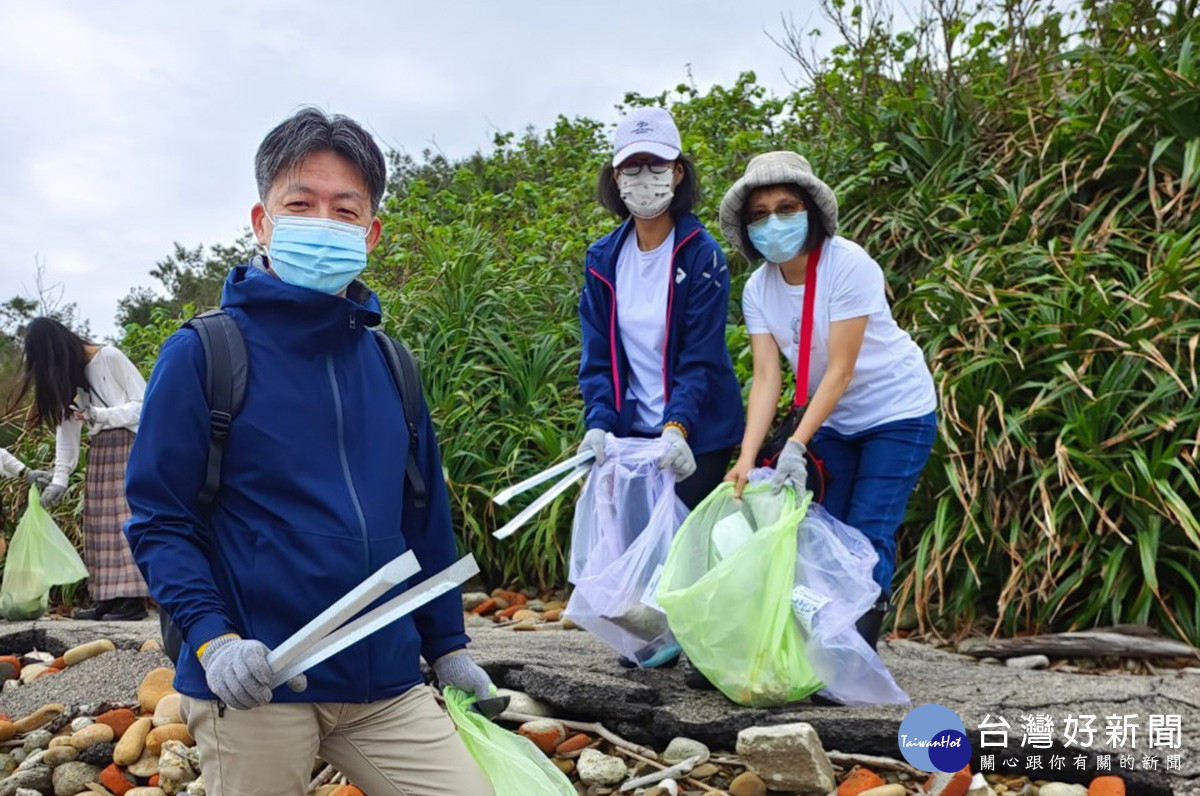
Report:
13,317,149,620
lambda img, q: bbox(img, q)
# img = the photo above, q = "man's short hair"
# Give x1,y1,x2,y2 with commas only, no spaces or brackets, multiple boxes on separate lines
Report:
255,107,387,213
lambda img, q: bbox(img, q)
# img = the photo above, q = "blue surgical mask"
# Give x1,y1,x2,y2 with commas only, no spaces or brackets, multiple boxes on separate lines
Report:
747,211,809,263
266,214,369,295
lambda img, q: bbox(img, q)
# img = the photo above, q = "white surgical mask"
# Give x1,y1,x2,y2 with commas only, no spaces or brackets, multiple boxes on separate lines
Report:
617,169,675,219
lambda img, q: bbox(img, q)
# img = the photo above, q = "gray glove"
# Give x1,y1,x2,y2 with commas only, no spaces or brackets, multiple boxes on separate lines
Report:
40,484,67,508
25,469,52,488
658,426,696,481
770,439,808,494
433,649,494,703
199,635,306,710
579,428,607,466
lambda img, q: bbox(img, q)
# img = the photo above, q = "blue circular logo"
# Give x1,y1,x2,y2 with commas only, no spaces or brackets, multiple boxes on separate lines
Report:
897,704,972,773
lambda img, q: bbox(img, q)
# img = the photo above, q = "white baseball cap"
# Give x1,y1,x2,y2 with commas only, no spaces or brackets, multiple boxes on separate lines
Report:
612,107,682,167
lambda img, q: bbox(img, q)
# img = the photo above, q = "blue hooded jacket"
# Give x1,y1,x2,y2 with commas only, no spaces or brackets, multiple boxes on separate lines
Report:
579,213,744,455
125,262,469,703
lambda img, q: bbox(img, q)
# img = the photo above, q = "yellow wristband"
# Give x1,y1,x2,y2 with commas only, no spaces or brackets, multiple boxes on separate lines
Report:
196,633,240,662
664,421,688,438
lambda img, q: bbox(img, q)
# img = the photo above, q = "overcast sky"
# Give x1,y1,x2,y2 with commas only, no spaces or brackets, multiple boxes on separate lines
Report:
0,1,827,338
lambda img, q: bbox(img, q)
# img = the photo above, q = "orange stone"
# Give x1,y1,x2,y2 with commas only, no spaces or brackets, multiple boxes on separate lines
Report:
35,668,61,680
493,590,527,606
100,763,135,796
543,608,563,622
472,599,501,616
52,657,66,670
554,733,591,755
0,656,21,679
149,774,160,786
333,787,365,796
1089,776,1125,796
924,766,972,796
838,766,886,795
97,708,138,740
497,604,522,620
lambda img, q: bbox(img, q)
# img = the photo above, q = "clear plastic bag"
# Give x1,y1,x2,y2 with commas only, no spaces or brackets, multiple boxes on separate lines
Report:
657,483,822,706
1,486,89,620
564,437,687,666
443,686,575,796
794,503,909,705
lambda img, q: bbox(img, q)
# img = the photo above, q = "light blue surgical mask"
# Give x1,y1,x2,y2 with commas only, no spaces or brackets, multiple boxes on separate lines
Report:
747,211,809,263
266,214,369,295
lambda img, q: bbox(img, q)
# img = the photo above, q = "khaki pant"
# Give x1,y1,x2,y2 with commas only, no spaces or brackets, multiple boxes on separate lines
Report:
181,685,494,796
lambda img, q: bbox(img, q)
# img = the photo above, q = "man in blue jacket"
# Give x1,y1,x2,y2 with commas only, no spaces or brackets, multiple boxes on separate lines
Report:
125,108,494,796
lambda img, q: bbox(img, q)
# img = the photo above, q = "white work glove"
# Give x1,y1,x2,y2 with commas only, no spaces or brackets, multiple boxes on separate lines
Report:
40,484,68,508
579,428,607,466
199,635,306,710
658,426,696,481
770,440,808,494
433,650,494,703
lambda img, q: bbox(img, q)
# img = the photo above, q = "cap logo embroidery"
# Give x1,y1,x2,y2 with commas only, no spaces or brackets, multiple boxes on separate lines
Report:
632,121,654,134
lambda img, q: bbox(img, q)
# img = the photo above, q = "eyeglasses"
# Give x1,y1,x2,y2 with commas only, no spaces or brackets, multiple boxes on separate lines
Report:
618,158,673,176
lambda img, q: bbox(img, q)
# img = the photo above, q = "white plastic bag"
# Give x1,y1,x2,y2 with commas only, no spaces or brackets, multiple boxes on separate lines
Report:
565,437,688,666
795,503,909,705
745,468,908,705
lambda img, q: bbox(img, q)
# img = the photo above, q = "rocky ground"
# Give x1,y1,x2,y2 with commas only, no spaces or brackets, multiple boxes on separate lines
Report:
0,612,1194,795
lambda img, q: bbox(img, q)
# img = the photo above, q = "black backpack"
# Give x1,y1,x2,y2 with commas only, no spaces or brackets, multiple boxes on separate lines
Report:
158,309,428,663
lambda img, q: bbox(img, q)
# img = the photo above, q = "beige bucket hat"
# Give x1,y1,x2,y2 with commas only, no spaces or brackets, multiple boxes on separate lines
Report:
719,151,839,259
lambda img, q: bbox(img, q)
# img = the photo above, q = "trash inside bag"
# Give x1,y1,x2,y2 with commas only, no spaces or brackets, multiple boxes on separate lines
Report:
657,483,822,706
444,686,575,796
0,486,89,621
793,503,909,705
565,436,688,666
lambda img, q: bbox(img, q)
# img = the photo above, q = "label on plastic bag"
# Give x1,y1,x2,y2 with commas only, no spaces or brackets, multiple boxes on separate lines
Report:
640,564,666,614
791,585,830,633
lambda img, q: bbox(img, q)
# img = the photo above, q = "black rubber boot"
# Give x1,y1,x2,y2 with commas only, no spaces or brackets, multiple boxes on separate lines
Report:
855,598,890,650
681,655,716,690
100,598,148,622
72,599,115,621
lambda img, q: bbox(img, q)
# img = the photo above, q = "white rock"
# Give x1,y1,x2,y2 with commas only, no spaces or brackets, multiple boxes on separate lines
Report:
661,737,709,766
185,778,206,796
1038,784,1087,796
1005,654,1050,670
153,694,183,728
736,722,835,793
462,592,490,611
966,772,996,796
3,679,20,692
69,718,94,733
495,688,551,718
577,748,628,786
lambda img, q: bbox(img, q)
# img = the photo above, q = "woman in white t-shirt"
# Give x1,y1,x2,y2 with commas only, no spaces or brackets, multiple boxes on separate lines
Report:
717,151,938,649
12,317,150,621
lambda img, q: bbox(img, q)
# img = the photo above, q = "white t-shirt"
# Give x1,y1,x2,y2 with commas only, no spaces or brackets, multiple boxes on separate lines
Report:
53,345,147,487
616,229,675,433
742,236,936,435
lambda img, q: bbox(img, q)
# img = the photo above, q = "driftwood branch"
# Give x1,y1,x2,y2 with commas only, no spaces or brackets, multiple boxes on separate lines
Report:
611,746,724,794
498,710,659,760
956,630,1199,660
620,754,704,792
827,750,926,779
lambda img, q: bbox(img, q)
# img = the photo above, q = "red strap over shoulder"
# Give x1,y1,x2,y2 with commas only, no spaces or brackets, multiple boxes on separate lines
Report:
793,244,823,409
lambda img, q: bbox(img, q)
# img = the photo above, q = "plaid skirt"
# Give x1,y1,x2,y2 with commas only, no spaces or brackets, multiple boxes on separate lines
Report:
83,429,148,600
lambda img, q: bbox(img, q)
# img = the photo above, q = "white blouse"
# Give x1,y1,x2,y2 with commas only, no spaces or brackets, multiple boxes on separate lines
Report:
0,447,25,479
52,346,147,487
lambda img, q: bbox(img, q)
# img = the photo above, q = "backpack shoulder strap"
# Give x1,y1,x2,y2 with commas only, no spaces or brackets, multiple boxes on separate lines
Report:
372,329,428,509
181,310,248,511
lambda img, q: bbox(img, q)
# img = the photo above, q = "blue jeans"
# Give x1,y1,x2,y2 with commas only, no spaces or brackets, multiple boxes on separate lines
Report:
810,411,937,596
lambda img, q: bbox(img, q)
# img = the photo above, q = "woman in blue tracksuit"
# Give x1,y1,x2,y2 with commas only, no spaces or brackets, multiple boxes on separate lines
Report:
578,107,744,510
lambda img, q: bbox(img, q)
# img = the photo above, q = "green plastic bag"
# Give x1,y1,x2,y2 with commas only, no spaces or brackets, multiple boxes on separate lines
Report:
0,486,89,621
656,483,822,707
443,686,575,796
